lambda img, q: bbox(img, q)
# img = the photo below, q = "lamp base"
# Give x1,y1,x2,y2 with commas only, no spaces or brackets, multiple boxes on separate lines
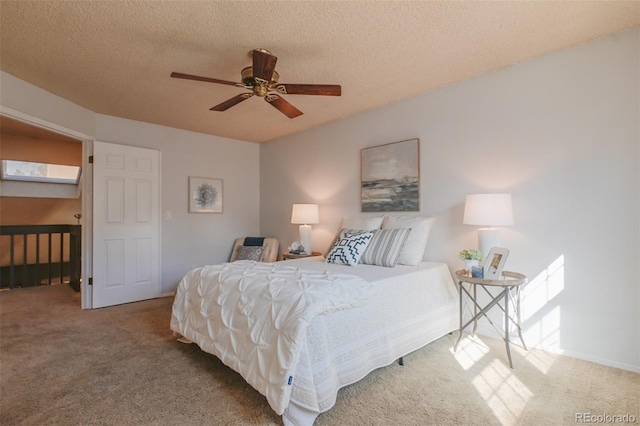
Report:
478,228,500,262
299,224,312,255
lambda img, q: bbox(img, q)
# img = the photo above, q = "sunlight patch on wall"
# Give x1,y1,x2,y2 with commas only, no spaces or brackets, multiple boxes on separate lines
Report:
520,255,564,361
450,336,489,370
522,255,564,322
524,304,562,354
471,359,534,425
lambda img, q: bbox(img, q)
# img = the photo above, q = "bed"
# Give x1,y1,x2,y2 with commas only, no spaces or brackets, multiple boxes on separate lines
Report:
170,256,458,425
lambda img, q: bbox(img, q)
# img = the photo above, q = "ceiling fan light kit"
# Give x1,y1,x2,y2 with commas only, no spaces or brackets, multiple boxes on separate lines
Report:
171,48,341,118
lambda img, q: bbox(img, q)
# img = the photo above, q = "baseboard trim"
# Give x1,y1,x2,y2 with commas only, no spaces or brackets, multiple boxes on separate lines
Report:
468,324,639,373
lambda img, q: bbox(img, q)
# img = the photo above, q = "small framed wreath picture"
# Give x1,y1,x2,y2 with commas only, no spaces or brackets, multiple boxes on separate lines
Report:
483,247,509,280
189,176,223,213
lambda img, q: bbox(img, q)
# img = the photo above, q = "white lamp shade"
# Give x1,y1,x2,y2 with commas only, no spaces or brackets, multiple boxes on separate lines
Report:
463,194,513,226
291,204,319,225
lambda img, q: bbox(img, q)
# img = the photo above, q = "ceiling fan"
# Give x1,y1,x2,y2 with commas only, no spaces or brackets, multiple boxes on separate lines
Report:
171,48,341,119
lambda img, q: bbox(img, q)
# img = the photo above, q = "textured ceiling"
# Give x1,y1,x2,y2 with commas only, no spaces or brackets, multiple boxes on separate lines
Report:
1,1,638,143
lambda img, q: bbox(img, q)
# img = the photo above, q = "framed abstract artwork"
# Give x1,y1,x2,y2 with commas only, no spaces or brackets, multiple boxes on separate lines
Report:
189,176,223,213
361,138,420,212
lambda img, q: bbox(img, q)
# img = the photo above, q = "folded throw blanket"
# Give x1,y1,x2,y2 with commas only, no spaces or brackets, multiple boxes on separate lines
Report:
244,236,265,246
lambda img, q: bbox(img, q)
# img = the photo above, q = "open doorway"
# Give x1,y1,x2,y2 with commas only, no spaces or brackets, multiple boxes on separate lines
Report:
0,116,83,294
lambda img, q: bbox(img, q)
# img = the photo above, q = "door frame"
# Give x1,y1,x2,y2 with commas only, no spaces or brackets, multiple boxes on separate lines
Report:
0,106,94,308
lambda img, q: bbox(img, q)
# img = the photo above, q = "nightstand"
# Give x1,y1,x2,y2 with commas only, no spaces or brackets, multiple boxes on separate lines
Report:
453,270,528,368
282,251,322,260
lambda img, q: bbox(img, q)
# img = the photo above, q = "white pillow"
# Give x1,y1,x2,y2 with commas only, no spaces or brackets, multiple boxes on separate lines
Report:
341,216,384,231
359,228,412,268
325,232,373,266
382,216,436,265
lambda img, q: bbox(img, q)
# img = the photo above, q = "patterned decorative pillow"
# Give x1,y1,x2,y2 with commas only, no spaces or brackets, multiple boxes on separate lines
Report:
324,228,371,258
359,228,412,267
339,228,373,238
325,232,373,266
236,245,264,262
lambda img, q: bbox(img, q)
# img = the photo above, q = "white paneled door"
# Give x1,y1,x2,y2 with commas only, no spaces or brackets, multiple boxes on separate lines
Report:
92,141,160,308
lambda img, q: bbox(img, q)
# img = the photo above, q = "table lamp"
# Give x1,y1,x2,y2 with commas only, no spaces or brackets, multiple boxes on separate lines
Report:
463,193,513,259
291,203,319,255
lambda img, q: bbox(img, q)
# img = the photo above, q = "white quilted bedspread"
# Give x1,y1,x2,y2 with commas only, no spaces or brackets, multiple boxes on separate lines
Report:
170,260,372,415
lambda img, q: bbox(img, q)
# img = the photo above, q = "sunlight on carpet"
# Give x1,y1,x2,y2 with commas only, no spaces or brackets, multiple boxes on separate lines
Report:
449,335,489,370
472,358,534,426
451,334,536,426
521,338,560,375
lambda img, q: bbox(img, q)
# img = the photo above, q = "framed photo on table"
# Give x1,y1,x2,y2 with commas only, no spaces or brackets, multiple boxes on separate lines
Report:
189,176,223,213
483,247,509,279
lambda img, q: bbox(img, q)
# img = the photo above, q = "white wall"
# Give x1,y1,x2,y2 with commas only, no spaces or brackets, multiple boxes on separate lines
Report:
260,29,640,371
0,72,96,138
0,71,262,294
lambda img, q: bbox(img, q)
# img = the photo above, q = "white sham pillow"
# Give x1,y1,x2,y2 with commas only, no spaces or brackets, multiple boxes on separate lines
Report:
382,216,436,265
341,216,384,231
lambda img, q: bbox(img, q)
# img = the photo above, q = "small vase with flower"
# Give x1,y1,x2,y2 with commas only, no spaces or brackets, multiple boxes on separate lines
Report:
458,249,483,276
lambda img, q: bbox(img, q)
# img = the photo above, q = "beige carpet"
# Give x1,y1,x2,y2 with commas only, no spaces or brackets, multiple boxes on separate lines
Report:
1,284,638,425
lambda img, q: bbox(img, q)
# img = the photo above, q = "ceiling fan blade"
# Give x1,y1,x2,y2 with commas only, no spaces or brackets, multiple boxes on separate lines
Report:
252,50,278,83
171,72,238,86
276,84,342,96
210,93,253,111
265,95,303,118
